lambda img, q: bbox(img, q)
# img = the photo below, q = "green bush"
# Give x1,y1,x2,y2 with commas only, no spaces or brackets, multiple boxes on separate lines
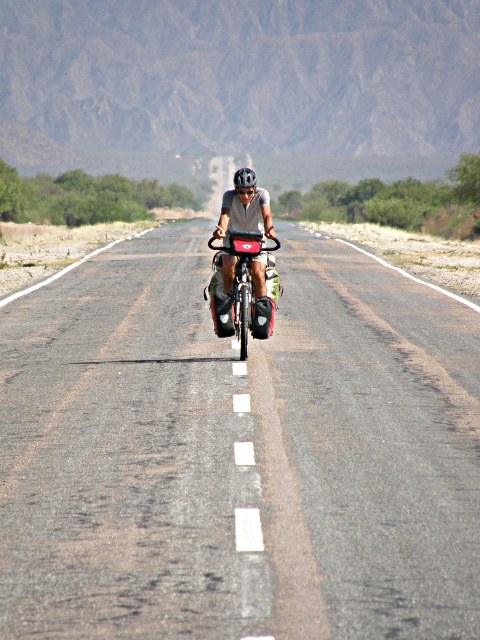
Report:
49,193,153,227
95,174,135,202
341,178,387,221
422,204,479,239
381,177,451,207
54,169,96,195
275,174,463,235
134,179,171,209
276,190,303,216
300,197,348,223
0,160,201,227
304,180,350,207
0,160,25,221
164,182,200,210
448,152,480,205
364,197,426,230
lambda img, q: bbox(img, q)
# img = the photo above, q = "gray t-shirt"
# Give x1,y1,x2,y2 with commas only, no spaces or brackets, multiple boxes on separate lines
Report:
222,188,270,234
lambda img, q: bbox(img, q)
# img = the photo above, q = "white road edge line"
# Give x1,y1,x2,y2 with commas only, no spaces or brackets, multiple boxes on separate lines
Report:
234,442,256,466
336,238,480,314
235,508,265,552
0,228,154,310
233,394,251,413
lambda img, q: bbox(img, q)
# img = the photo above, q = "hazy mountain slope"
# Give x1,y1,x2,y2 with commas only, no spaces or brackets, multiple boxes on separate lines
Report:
0,0,479,177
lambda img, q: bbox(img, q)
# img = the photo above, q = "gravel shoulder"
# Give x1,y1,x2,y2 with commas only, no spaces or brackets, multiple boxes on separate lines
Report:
302,221,480,305
0,221,157,300
1,218,479,306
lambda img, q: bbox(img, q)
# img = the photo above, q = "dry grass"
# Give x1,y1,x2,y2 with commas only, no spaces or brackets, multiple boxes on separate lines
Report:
0,220,154,249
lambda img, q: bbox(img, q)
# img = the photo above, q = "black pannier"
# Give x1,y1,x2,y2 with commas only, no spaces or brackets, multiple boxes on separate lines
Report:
206,254,235,337
251,296,276,340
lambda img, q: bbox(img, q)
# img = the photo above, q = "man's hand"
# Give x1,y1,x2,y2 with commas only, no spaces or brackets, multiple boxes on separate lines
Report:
265,225,276,240
214,211,230,239
213,225,226,239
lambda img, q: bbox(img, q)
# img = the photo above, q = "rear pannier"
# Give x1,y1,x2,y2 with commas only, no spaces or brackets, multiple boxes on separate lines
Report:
251,296,276,340
205,253,235,338
265,267,281,305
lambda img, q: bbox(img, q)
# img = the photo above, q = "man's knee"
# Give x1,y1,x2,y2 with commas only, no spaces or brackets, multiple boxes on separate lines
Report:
223,257,235,275
252,262,266,277
222,254,235,268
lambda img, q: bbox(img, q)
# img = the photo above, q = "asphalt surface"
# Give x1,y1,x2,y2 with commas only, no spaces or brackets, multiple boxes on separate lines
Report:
0,219,479,639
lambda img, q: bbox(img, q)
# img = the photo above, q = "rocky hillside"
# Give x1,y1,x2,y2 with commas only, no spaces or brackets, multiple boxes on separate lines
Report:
0,0,479,178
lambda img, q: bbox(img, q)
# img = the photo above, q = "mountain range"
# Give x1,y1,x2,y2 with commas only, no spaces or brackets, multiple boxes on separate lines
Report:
0,0,479,189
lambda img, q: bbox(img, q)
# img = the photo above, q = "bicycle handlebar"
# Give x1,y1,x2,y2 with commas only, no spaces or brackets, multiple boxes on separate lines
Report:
207,236,281,252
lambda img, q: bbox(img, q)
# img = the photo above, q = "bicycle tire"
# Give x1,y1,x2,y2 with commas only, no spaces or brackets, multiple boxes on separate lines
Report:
240,285,249,361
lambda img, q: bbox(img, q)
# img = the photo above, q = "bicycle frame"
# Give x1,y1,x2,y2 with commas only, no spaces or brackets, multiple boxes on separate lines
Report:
232,254,254,359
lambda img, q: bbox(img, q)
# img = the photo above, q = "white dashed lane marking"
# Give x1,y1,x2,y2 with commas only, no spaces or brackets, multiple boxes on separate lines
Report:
231,345,273,637
235,508,265,552
232,362,248,376
233,394,251,413
234,442,256,466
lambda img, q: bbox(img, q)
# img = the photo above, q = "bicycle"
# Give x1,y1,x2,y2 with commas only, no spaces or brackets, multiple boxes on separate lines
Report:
208,230,281,361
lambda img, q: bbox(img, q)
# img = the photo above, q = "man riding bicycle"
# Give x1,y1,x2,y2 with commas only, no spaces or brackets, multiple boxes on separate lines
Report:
213,167,277,299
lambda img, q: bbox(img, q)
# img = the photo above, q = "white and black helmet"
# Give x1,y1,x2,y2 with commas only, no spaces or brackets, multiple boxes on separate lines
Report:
233,167,257,188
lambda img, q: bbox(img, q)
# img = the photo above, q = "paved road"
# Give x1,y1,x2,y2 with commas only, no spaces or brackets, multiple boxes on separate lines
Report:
0,220,479,639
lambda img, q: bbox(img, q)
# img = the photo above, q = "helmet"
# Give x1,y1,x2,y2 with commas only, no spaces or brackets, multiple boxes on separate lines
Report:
233,167,257,188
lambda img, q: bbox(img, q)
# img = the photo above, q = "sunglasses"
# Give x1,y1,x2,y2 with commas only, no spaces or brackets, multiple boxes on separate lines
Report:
236,189,255,195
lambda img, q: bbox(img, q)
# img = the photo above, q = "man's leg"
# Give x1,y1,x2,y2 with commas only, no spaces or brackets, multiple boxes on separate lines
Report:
252,260,267,298
221,254,236,294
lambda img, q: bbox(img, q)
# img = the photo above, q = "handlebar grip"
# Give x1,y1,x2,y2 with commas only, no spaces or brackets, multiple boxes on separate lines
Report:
208,237,225,250
266,237,281,251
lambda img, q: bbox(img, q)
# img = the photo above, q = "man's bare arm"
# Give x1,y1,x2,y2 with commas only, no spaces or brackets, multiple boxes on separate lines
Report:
214,208,230,238
262,205,276,238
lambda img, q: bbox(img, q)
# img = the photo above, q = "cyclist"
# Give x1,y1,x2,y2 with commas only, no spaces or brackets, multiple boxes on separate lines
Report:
213,167,277,299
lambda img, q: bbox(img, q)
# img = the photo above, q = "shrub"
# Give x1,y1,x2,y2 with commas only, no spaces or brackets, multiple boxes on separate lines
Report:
54,169,96,195
364,197,426,230
422,205,479,239
304,180,350,207
95,174,135,202
164,183,200,210
300,197,348,223
276,190,303,216
0,161,202,227
448,152,480,205
0,160,25,221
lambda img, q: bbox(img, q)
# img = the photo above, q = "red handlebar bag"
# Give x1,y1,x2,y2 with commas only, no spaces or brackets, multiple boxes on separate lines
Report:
231,237,263,255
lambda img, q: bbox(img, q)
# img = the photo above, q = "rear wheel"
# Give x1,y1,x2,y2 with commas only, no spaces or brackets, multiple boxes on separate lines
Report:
240,285,249,361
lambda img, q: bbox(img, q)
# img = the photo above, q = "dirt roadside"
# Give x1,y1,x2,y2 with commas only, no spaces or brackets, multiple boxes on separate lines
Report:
1,216,479,305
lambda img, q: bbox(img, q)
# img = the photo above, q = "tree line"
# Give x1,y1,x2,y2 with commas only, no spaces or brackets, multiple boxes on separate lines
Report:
273,152,480,239
1,154,479,239
0,162,201,227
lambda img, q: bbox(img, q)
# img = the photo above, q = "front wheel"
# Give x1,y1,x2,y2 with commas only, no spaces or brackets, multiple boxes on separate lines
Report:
240,285,249,361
